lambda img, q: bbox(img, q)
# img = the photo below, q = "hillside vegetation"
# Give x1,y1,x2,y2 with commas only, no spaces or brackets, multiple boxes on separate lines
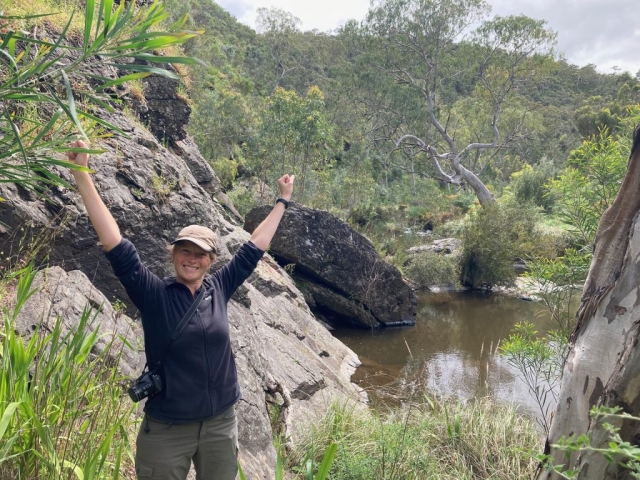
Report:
160,0,639,287
2,0,640,478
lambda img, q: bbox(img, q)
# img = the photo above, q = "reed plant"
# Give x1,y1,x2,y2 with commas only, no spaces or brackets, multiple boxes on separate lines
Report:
0,264,136,479
0,0,204,195
287,396,541,480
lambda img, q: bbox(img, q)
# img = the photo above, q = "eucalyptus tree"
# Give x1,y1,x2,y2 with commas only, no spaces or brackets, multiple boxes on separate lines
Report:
246,86,336,203
539,115,640,479
253,7,304,93
352,0,556,206
0,0,202,194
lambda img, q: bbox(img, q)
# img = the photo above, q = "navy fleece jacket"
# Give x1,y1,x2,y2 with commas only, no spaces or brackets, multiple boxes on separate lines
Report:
106,238,264,423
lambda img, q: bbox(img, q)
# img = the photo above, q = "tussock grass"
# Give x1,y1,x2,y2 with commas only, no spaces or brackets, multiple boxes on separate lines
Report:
288,396,542,480
0,264,137,479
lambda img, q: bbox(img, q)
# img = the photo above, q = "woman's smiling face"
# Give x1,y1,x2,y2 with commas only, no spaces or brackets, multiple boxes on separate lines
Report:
171,241,214,286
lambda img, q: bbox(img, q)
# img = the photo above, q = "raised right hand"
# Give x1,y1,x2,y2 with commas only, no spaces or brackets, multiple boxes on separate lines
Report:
66,140,90,168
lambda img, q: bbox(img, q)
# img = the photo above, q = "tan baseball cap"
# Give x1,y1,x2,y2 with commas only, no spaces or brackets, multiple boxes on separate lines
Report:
171,225,217,253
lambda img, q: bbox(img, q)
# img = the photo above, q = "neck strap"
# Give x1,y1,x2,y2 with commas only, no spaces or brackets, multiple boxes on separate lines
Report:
171,286,206,342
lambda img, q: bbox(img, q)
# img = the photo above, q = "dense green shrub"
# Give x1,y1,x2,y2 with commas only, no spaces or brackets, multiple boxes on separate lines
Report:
459,203,544,288
347,204,397,228
228,183,260,217
450,190,478,213
211,157,238,191
1,0,202,194
509,161,556,212
546,120,636,247
405,251,460,289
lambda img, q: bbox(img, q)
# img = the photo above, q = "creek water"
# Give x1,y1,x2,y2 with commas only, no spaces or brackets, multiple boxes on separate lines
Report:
332,290,555,420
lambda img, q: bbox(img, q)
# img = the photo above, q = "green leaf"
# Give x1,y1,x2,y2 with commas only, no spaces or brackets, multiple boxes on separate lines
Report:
112,443,123,480
305,458,313,479
81,92,116,113
109,34,196,52
237,462,247,480
108,63,180,79
168,13,189,32
314,442,338,480
101,0,134,44
0,402,21,440
130,53,207,67
98,72,151,90
33,11,75,76
275,452,283,480
107,0,127,41
1,34,71,49
77,109,127,136
4,110,27,162
61,70,88,141
114,30,187,44
0,32,16,56
102,0,114,38
0,12,58,19
30,108,64,146
84,0,96,52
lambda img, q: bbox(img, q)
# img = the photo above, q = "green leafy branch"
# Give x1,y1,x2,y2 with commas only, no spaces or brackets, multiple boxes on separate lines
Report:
538,406,640,479
0,0,204,195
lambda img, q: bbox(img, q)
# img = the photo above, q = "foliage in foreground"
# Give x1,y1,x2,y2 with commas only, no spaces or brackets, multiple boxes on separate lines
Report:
0,264,135,479
547,111,640,248
0,0,202,193
287,397,541,480
501,117,638,444
238,442,337,480
539,406,640,479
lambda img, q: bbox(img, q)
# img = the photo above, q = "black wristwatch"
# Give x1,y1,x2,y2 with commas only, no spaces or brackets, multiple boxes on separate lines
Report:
276,198,290,209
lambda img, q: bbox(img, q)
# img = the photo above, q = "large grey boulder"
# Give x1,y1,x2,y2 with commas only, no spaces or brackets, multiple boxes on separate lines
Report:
244,204,417,328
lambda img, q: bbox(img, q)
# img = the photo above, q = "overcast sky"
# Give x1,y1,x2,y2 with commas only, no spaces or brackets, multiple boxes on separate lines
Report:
217,0,640,75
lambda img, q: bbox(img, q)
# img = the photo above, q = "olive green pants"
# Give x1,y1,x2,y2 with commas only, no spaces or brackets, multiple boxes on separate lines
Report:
135,405,238,480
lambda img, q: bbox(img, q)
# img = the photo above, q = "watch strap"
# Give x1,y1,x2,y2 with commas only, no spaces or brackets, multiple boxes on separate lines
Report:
276,197,289,209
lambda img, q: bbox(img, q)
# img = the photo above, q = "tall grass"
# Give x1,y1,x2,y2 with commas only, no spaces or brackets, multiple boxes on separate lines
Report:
0,264,135,479
287,396,542,480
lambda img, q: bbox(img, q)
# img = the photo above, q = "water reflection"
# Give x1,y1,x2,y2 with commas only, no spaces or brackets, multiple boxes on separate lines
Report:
332,290,554,420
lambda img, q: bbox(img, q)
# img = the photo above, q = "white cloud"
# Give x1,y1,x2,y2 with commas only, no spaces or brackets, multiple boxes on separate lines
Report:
216,0,640,75
218,0,369,33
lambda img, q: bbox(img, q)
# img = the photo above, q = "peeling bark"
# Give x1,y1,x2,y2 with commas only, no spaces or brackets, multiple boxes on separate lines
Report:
539,124,640,479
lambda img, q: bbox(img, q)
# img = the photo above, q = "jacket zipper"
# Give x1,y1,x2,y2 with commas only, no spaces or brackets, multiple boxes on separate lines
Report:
196,310,214,416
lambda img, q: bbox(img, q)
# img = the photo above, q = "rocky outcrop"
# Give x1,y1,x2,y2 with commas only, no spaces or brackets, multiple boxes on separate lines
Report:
244,204,417,329
133,66,190,143
0,73,362,477
14,267,144,378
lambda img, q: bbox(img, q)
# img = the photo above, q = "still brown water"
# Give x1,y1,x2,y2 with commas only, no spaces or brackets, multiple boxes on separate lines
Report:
332,290,553,419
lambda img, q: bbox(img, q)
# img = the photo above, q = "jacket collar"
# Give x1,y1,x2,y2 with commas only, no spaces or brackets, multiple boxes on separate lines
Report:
164,275,213,292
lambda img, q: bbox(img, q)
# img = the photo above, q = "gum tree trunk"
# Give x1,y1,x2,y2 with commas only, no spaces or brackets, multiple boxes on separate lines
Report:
539,125,640,479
